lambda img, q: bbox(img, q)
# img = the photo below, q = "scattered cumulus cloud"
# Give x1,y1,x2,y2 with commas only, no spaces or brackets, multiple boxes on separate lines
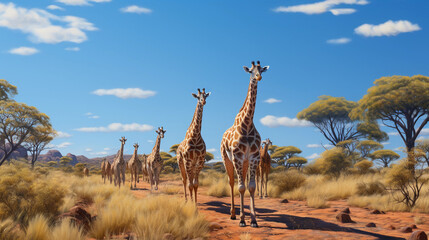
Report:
75,123,154,132
382,142,390,145
264,98,282,104
355,20,421,37
47,5,64,11
56,0,111,6
65,47,80,51
307,144,321,148
120,5,152,14
307,153,320,159
388,131,400,136
9,47,39,55
0,2,97,44
207,148,216,153
90,151,108,156
92,88,156,99
421,128,429,135
85,112,99,119
56,131,72,138
327,37,351,44
85,148,92,152
54,142,72,148
273,0,368,15
260,115,312,128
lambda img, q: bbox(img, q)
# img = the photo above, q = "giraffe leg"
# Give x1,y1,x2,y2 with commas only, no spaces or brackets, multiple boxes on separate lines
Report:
193,156,205,204
249,156,259,228
178,154,188,201
222,147,236,220
130,170,133,189
259,171,264,199
235,158,248,227
264,171,268,198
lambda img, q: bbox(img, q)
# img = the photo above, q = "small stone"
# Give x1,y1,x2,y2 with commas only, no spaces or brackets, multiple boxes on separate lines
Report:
408,230,428,240
381,211,386,214
336,213,354,223
388,225,396,230
410,224,418,229
400,227,413,233
366,222,376,228
341,208,350,214
163,233,174,240
280,199,289,203
370,210,382,214
209,222,222,231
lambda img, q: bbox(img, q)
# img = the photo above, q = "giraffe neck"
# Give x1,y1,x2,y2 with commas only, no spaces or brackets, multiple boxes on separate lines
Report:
119,143,125,163
186,102,204,138
235,78,258,128
132,148,138,160
152,135,161,157
263,144,269,155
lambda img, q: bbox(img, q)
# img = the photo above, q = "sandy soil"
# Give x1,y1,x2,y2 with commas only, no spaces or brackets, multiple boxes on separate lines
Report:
130,177,429,240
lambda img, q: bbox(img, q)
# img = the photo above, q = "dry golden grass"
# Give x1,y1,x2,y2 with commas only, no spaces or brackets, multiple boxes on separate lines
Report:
0,218,23,240
307,195,330,209
50,220,85,240
25,215,51,240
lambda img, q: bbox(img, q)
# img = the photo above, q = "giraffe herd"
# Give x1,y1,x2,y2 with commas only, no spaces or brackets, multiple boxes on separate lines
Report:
100,61,272,228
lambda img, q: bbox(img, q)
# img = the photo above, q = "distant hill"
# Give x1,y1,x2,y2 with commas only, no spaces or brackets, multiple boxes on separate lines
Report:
37,150,133,167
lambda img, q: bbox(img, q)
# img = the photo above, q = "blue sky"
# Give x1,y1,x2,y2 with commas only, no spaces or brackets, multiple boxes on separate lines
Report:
1,0,428,162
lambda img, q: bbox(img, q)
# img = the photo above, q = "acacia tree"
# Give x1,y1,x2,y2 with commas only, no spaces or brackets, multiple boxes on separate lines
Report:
369,149,400,168
286,156,307,170
297,96,387,146
351,75,429,169
0,101,51,166
357,140,383,159
0,79,17,101
271,146,302,166
415,139,429,167
24,126,56,168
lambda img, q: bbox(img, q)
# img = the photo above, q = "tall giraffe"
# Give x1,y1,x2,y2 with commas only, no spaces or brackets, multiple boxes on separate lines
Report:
259,138,272,198
128,143,141,189
177,88,211,203
141,154,149,182
220,61,269,228
112,137,127,188
101,158,112,184
146,127,166,190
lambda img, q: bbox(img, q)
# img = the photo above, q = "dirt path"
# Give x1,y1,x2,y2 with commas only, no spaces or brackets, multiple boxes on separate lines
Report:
131,177,428,240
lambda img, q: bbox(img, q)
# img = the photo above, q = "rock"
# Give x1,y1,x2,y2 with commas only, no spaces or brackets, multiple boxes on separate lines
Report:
370,210,382,214
366,223,376,228
400,227,413,233
39,150,63,163
410,224,418,229
280,199,289,203
388,225,396,230
341,208,350,214
66,153,79,166
381,211,386,214
57,206,92,232
0,144,28,161
336,213,354,223
209,222,222,231
331,209,338,212
408,230,428,240
163,233,174,240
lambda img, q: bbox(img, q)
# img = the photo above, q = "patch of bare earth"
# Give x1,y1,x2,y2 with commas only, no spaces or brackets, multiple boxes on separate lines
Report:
131,177,428,240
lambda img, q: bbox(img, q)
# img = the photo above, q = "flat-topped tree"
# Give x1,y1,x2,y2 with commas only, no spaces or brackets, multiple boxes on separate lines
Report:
416,139,429,167
351,75,429,169
369,149,400,168
24,125,56,168
357,140,383,159
297,96,387,146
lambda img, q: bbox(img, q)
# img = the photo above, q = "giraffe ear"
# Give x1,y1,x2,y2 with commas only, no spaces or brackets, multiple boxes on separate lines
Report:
243,66,251,73
261,66,269,73
192,93,198,99
205,92,211,98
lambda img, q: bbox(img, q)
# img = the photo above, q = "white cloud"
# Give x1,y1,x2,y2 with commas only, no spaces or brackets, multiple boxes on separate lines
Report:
9,47,39,55
382,142,390,145
47,5,64,11
92,88,156,99
260,115,312,128
147,140,154,143
355,20,421,37
89,115,100,119
103,148,110,151
75,123,154,132
264,98,282,104
273,0,367,15
307,144,321,148
307,153,320,159
56,142,72,148
388,131,400,136
120,5,152,14
207,148,216,153
65,47,80,51
56,131,72,138
394,147,404,152
0,3,97,44
329,8,356,15
90,151,108,156
56,0,111,6
421,128,429,135
327,37,351,44
85,148,92,152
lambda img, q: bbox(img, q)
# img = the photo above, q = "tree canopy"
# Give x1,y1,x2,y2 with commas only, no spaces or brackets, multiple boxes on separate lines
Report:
286,156,307,169
0,80,17,101
271,146,302,166
415,139,429,167
169,144,179,155
351,75,429,168
369,149,400,168
24,125,55,167
356,140,383,159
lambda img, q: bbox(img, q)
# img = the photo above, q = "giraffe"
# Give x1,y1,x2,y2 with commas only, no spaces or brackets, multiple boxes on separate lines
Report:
146,127,166,190
220,60,269,228
141,154,149,182
128,143,141,189
101,158,112,184
83,167,89,177
112,137,127,188
177,88,211,203
259,138,272,198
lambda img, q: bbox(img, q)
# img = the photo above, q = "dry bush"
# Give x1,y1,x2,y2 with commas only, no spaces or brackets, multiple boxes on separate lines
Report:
0,218,23,240
50,220,85,240
303,163,322,175
307,195,330,208
354,159,373,174
25,215,51,240
91,193,208,239
356,181,385,196
160,185,182,195
347,194,408,212
316,147,352,177
269,170,306,197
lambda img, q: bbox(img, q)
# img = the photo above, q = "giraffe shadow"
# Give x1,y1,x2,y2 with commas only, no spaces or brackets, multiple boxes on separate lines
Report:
131,187,149,191
258,213,404,240
202,201,276,216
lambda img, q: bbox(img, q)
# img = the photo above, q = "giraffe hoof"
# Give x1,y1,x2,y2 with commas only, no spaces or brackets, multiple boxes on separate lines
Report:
250,221,258,228
230,216,236,220
259,196,263,199
239,221,246,227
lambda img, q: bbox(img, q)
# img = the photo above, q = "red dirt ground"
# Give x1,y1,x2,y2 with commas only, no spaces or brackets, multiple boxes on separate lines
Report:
131,177,429,240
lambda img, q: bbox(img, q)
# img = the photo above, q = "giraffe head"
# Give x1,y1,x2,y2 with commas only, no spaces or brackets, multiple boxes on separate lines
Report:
133,143,139,149
119,136,127,145
262,138,272,147
243,61,269,81
191,88,211,106
156,127,166,138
